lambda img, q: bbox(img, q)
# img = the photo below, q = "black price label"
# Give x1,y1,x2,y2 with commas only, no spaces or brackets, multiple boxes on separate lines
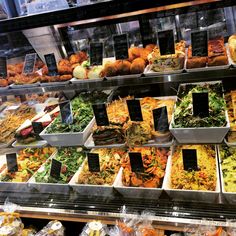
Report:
59,101,73,124
90,42,103,66
192,92,209,118
153,106,169,132
127,100,143,122
32,122,44,134
182,149,198,171
139,17,156,47
0,57,7,78
87,153,100,172
129,152,144,173
23,53,36,74
191,31,208,57
113,34,129,60
1,96,7,102
158,30,175,55
50,159,62,179
6,153,18,173
19,95,26,103
44,53,58,76
92,103,109,126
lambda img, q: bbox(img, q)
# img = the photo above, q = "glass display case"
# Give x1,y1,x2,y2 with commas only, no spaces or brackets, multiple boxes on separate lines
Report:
0,0,236,235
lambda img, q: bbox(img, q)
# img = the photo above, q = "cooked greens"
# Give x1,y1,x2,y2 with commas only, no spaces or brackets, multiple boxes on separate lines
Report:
173,83,227,128
34,147,86,184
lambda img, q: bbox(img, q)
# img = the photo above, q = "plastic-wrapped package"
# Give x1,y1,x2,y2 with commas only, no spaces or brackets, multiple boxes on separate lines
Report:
35,221,64,236
0,199,24,236
80,221,109,236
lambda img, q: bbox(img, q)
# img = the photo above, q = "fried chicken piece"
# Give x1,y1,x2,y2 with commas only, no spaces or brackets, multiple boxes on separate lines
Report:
69,54,80,64
0,78,8,87
60,74,72,81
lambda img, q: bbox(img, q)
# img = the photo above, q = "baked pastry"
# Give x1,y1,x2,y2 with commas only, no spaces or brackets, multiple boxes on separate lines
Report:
186,46,207,69
115,60,131,75
228,34,236,62
130,58,146,74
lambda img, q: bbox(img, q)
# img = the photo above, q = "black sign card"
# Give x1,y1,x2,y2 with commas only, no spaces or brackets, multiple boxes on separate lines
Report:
1,96,7,102
182,149,198,171
129,152,144,173
32,121,44,135
192,92,209,118
191,31,208,57
59,101,73,124
6,153,18,173
44,53,58,76
87,153,100,172
23,53,36,74
92,103,109,126
19,95,26,103
50,159,62,179
0,57,7,78
90,42,103,66
153,106,169,132
139,17,156,47
158,30,175,56
127,100,143,122
113,34,129,60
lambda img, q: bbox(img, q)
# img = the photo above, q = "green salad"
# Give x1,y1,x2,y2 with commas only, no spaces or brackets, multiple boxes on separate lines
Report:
46,92,108,134
173,83,227,128
34,147,86,184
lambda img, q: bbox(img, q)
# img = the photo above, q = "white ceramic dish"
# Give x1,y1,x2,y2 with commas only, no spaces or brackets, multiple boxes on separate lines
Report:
12,140,48,149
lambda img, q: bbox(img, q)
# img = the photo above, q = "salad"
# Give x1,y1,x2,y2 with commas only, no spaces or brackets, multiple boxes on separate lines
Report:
34,147,85,184
0,147,55,182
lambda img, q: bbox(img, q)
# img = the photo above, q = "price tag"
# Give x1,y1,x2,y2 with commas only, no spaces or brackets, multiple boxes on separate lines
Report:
158,30,175,55
113,34,129,60
50,159,62,179
16,95,26,103
23,53,36,74
44,53,58,76
182,149,198,171
192,92,209,118
0,57,7,78
92,103,109,126
90,42,103,66
1,96,7,102
153,106,169,132
191,31,208,57
139,17,156,47
129,152,144,173
6,153,18,173
87,153,100,172
59,101,73,124
32,122,44,135
127,100,143,122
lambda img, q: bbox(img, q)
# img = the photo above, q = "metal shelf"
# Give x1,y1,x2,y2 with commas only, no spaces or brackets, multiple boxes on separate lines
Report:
0,0,234,33
1,68,236,96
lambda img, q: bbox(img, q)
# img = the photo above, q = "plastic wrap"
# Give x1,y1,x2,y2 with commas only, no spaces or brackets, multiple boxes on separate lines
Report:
35,221,64,236
80,221,109,236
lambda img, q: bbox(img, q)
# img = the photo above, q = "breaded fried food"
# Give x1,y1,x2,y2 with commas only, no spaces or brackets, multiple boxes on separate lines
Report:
101,62,118,77
130,57,146,74
116,60,131,75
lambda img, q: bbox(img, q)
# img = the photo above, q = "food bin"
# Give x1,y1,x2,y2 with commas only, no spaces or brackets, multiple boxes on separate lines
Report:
170,81,230,144
218,145,236,204
114,167,165,199
28,152,70,194
40,117,95,147
163,146,220,203
69,161,121,196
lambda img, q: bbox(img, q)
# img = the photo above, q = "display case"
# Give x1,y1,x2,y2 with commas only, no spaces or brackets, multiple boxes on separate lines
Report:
0,0,236,235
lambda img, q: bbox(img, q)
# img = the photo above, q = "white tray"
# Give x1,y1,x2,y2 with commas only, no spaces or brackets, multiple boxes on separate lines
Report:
114,165,165,199
10,83,40,88
69,161,121,196
0,139,15,149
224,138,236,147
142,138,175,148
106,74,141,80
40,117,95,147
70,77,102,84
12,140,48,149
40,80,70,87
143,64,184,76
170,81,230,143
0,86,9,91
218,145,236,204
84,133,126,149
163,145,220,202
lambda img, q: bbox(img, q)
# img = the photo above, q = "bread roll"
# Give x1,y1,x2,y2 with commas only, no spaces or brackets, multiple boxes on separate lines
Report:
229,34,236,62
130,58,146,74
116,60,131,75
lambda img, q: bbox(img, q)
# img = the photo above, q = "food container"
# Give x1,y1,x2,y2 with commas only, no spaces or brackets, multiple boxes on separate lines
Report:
69,161,121,196
28,152,70,194
114,166,165,199
144,64,184,76
163,146,220,202
40,80,70,87
170,81,230,143
218,145,236,204
12,140,48,149
40,117,95,146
